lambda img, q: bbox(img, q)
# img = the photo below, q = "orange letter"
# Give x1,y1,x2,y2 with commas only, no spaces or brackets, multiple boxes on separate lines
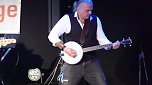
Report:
0,5,5,22
8,5,17,17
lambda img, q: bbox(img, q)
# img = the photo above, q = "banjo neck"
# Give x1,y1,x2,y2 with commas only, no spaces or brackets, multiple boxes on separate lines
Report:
83,37,132,53
83,44,112,53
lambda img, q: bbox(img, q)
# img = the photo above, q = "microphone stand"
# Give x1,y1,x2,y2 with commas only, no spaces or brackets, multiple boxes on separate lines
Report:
0,48,12,85
138,50,149,85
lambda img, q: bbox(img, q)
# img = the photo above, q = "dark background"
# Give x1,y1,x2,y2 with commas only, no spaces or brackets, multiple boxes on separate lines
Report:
0,0,152,85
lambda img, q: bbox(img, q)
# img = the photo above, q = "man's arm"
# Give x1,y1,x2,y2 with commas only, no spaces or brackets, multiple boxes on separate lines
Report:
54,41,65,50
48,14,70,46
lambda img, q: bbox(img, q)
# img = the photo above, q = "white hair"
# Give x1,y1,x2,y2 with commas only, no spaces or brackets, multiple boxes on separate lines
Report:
73,0,93,12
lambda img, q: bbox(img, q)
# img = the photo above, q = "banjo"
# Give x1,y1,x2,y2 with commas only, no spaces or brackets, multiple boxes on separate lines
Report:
60,37,132,64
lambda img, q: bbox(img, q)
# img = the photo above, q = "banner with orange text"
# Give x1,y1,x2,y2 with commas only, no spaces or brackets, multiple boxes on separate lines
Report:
0,0,21,34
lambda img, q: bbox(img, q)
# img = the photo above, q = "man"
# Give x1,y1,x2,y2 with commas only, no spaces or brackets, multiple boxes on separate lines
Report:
48,0,120,85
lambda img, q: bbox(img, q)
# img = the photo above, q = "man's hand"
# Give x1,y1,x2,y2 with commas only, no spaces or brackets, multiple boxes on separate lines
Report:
63,47,77,58
112,40,120,49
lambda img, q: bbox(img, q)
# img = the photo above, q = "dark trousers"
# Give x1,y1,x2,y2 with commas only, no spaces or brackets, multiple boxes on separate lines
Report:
59,56,107,85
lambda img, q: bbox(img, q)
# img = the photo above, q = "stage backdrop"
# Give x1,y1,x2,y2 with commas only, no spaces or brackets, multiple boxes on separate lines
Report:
0,0,21,34
1,0,151,85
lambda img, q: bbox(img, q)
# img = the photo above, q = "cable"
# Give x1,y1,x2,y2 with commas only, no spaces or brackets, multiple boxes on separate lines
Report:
44,57,63,85
15,49,20,66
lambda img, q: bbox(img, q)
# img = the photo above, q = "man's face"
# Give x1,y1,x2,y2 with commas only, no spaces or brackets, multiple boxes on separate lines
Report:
78,2,93,20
